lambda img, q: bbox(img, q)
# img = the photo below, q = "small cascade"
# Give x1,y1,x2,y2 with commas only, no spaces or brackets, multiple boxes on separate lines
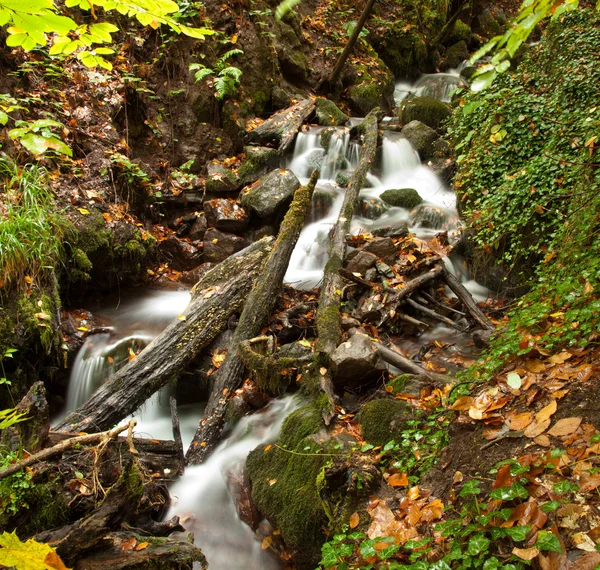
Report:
288,130,324,180
166,396,298,570
394,65,468,105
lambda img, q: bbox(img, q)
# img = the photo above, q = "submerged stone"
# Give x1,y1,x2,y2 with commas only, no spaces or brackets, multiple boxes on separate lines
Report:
401,120,439,159
410,204,449,230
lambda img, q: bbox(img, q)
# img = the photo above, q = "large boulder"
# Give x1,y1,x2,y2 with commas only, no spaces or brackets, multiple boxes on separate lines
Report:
332,333,386,388
441,40,469,71
444,20,471,45
158,236,203,271
204,198,249,232
273,20,308,81
380,188,423,210
203,229,249,263
315,98,349,126
401,120,439,159
205,163,241,193
399,96,453,130
240,168,300,218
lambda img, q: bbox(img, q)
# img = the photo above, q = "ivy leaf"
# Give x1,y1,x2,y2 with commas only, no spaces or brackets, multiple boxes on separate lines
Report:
467,533,490,556
0,531,71,570
504,526,531,542
535,530,562,553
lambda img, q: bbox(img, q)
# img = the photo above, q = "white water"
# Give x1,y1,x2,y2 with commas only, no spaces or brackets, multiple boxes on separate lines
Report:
394,65,468,105
167,396,298,569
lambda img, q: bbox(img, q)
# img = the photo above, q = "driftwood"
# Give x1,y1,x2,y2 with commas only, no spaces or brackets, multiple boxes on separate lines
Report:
246,98,316,152
170,396,185,473
378,264,444,326
406,298,465,331
186,171,319,465
442,266,495,331
374,343,452,385
56,238,274,434
0,421,134,481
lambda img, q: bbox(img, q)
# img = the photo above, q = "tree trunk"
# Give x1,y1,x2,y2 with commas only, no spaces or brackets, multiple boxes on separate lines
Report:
325,0,377,91
246,98,316,151
56,238,274,434
186,171,319,465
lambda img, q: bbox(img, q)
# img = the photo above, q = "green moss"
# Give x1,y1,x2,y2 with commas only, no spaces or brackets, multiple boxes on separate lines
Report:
446,20,471,45
246,403,326,568
371,25,428,79
320,127,335,151
380,188,423,210
357,398,409,446
315,99,349,127
400,96,453,130
237,147,280,186
444,40,469,70
348,82,381,116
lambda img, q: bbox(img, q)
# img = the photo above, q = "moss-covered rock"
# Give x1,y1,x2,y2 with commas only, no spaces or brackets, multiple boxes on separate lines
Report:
335,172,349,187
442,40,469,71
445,20,471,46
399,96,453,130
205,164,241,193
357,398,409,446
240,169,300,218
369,25,429,80
315,99,349,127
246,402,327,570
380,188,423,210
237,146,280,186
401,120,439,159
348,82,382,116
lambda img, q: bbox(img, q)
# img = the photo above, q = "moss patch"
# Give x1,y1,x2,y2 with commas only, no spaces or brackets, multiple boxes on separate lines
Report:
400,97,453,130
381,188,423,210
357,398,409,446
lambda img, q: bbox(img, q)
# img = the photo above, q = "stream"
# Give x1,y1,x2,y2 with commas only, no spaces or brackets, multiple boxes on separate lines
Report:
61,70,484,569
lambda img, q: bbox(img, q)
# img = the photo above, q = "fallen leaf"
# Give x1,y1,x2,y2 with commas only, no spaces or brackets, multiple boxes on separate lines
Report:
261,536,272,550
579,474,600,493
513,546,539,561
547,351,572,365
535,401,557,424
573,532,596,552
388,472,409,487
524,419,551,438
78,207,90,215
122,537,137,551
135,542,149,551
548,417,582,437
525,360,546,374
450,396,474,411
349,512,360,529
510,412,534,431
507,372,522,389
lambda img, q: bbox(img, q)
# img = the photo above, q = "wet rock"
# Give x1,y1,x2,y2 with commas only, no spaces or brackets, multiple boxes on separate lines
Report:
369,24,428,80
320,127,336,151
346,250,377,276
375,260,394,278
309,190,336,221
445,20,471,46
315,98,349,127
1,381,49,453
399,96,453,130
441,40,469,72
428,157,457,184
179,262,215,286
158,236,203,271
474,7,506,39
188,212,208,241
274,20,308,81
237,146,280,186
358,197,388,220
363,237,397,264
372,220,410,238
240,168,300,218
410,204,448,230
204,198,249,232
203,229,249,263
380,188,423,210
335,172,349,187
332,333,386,388
246,223,277,241
277,341,313,362
205,163,241,193
271,85,292,109
341,316,362,330
401,120,438,159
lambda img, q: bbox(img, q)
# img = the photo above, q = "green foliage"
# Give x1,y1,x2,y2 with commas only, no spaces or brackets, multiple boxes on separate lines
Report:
190,49,244,100
275,0,302,20
448,10,600,371
109,152,151,188
0,451,34,517
9,118,72,157
0,0,214,70
0,158,68,291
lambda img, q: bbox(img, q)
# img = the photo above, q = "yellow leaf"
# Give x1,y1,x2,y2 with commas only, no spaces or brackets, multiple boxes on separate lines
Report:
388,472,409,487
76,326,88,332
319,367,327,376
78,208,90,215
135,542,149,551
512,546,539,561
535,400,557,424
261,536,272,550
0,531,72,570
349,512,360,529
177,315,186,320
128,347,136,361
24,276,33,284
264,444,272,452
231,34,238,43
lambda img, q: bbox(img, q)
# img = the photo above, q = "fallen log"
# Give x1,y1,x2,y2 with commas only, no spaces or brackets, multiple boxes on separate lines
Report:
246,98,316,152
186,171,319,465
374,343,452,385
442,266,495,331
406,298,465,331
170,395,185,473
315,110,379,422
56,238,274,434
378,264,444,326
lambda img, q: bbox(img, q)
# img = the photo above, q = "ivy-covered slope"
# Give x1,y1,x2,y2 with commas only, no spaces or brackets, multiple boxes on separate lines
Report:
448,9,600,371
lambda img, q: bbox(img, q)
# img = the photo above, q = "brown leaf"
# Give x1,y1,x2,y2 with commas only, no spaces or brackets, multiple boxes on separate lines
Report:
407,504,422,526
525,419,551,438
388,472,409,487
122,538,137,551
525,359,546,373
547,351,572,365
512,546,539,561
548,417,582,437
450,396,474,411
569,551,600,570
349,512,360,529
510,412,534,431
44,551,71,570
579,474,600,493
535,401,557,424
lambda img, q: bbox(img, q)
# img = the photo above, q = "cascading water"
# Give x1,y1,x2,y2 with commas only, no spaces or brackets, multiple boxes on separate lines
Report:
394,64,468,105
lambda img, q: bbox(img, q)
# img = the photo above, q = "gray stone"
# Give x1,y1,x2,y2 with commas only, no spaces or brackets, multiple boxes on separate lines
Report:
158,236,203,271
332,333,386,387
188,212,207,240
203,229,249,263
204,198,249,232
240,168,300,218
409,204,448,230
237,146,280,186
380,188,423,210
205,164,241,193
363,237,397,264
358,197,388,220
346,250,377,276
401,120,438,159
372,221,410,238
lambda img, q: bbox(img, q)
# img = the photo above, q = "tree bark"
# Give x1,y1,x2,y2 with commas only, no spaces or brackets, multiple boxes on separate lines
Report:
246,98,316,151
186,171,319,465
325,0,377,91
56,238,274,434
442,266,495,331
374,343,452,384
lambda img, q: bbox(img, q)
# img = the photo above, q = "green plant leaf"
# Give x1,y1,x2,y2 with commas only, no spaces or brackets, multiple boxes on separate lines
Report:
535,530,562,553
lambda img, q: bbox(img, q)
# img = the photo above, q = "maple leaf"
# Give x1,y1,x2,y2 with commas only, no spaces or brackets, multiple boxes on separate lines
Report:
0,531,71,570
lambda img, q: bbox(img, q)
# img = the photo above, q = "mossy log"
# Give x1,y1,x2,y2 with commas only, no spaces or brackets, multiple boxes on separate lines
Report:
186,171,319,465
314,110,379,422
246,98,316,152
56,238,274,434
